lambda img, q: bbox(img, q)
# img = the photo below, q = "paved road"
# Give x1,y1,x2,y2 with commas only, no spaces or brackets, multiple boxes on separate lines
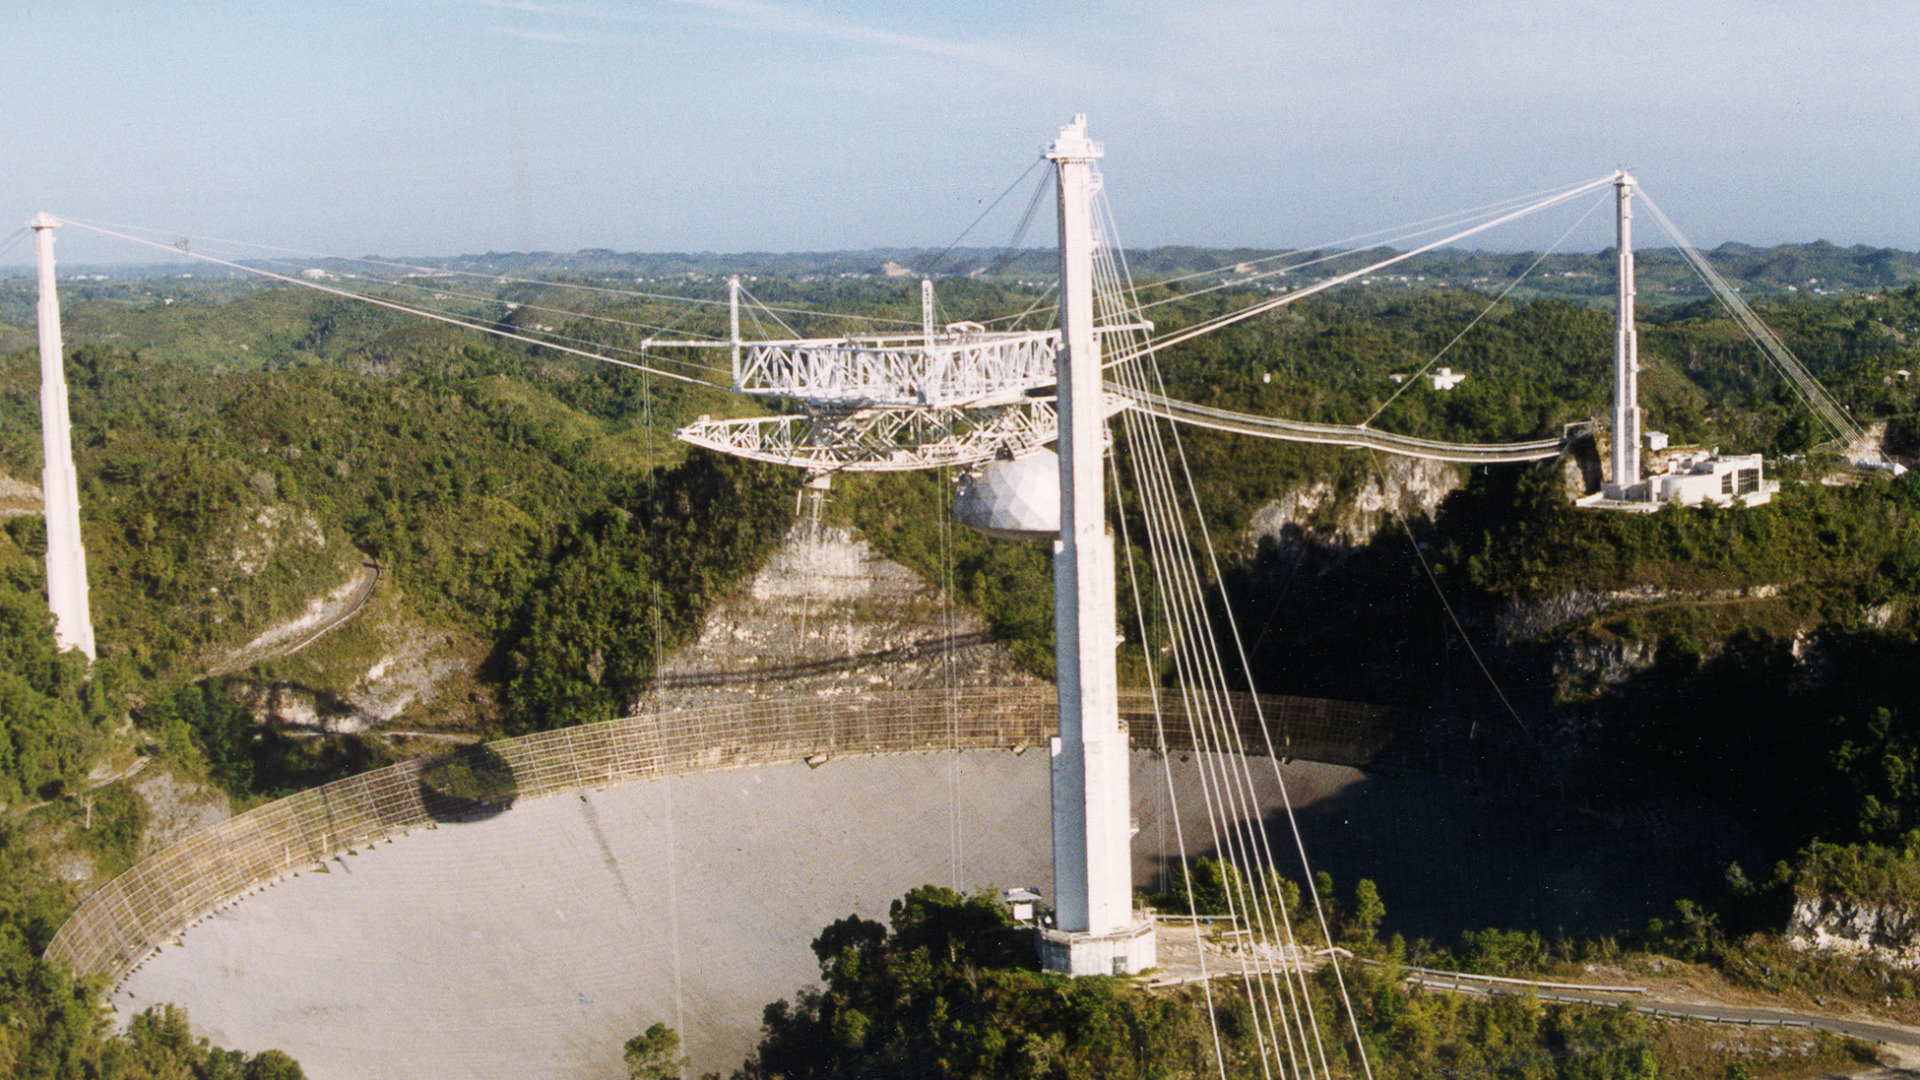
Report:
204,560,381,677
279,561,381,658
1411,974,1920,1049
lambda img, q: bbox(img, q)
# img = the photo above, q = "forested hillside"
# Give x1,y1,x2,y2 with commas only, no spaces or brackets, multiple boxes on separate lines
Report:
2,268,1916,855
1,260,1919,1078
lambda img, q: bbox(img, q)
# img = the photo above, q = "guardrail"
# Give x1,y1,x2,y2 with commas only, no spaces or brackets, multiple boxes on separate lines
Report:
48,687,1399,986
1395,962,1646,994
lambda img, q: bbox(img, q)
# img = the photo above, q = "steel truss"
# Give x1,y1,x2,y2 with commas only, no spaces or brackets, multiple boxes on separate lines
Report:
733,328,1061,409
677,400,1061,472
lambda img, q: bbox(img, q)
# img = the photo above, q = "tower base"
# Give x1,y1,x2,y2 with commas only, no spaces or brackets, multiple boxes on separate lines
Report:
1039,919,1156,977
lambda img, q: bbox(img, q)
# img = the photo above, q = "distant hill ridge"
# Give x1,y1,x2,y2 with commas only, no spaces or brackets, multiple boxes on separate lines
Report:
26,239,1920,303
368,241,1920,298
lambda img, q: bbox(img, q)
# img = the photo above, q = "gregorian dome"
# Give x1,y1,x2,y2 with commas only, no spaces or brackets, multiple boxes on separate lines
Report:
953,449,1060,539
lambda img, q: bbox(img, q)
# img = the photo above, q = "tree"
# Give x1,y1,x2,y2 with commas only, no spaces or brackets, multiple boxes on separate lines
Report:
624,1022,685,1080
1347,878,1386,946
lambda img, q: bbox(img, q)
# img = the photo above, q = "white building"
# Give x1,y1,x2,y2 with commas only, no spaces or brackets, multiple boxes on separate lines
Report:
1429,367,1466,391
1650,449,1774,507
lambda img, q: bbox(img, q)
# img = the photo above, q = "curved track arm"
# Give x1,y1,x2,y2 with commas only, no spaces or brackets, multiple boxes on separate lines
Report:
1116,385,1572,463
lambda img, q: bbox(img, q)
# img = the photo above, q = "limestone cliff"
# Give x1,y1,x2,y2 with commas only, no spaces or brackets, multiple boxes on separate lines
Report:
1788,894,1920,968
1243,456,1462,563
634,521,1042,714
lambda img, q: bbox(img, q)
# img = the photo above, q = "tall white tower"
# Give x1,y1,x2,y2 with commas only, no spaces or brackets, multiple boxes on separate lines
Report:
29,214,96,659
1039,116,1155,976
1605,173,1644,500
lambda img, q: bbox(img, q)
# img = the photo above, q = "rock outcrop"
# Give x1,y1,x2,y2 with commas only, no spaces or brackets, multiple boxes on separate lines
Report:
634,521,1042,714
1243,456,1462,564
1788,894,1920,968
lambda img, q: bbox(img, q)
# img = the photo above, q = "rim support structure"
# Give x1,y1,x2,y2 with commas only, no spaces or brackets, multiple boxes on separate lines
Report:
29,213,95,659
1042,116,1153,976
1606,172,1644,499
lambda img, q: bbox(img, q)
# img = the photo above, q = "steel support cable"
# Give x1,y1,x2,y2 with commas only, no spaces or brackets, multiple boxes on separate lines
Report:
1095,209,1327,1080
57,214,751,312
1108,457,1232,1080
1116,396,1296,1080
1102,305,1274,1056
56,219,725,390
1134,173,1622,363
1128,175,1623,305
918,157,1048,278
1099,224,1330,1080
81,238,738,365
1142,353,1370,1080
1114,379,1328,1080
1103,195,1375,1080
1130,202,1548,320
53,213,930,334
483,323,733,380
1121,401,1328,1076
988,169,1054,278
1362,447,1533,739
1133,245,1401,317
940,464,963,891
301,280,737,379
1634,191,1862,446
1117,395,1318,1080
986,280,1061,332
1095,231,1291,1073
1113,382,1289,1074
1125,182,1614,326
303,270,738,348
735,282,800,339
1362,194,1608,427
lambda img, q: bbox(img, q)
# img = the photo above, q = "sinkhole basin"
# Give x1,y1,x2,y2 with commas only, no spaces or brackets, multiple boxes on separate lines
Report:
65,690,1744,1080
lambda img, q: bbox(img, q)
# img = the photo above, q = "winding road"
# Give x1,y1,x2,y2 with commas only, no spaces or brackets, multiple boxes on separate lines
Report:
1407,970,1920,1051
204,560,381,677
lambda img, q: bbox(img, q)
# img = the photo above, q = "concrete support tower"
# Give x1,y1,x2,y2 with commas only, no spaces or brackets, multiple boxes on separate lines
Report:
1039,116,1154,976
728,274,742,388
29,214,95,659
1606,173,1643,499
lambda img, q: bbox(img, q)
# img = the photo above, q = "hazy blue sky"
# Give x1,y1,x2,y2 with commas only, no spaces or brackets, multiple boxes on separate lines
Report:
5,0,1917,263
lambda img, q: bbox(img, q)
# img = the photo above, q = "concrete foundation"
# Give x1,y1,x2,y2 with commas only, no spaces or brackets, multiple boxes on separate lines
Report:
1038,918,1157,976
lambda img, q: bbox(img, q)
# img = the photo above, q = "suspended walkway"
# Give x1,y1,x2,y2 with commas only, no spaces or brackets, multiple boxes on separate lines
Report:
1115,386,1580,463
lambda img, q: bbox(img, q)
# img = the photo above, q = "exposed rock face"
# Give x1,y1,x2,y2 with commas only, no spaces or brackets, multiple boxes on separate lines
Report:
225,505,327,576
1243,456,1462,563
1788,895,1920,968
1500,584,1787,642
1499,587,1666,641
1553,637,1660,697
635,521,1042,714
133,769,232,856
220,566,486,735
0,472,43,518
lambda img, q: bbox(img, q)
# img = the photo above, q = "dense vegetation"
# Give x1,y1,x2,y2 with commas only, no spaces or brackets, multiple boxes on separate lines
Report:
680,886,1871,1080
0,315,796,801
0,776,303,1077
1,258,1919,1079
0,527,121,805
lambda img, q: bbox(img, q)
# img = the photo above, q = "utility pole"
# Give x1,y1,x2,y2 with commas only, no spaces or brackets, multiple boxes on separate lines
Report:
1040,116,1154,976
29,213,95,659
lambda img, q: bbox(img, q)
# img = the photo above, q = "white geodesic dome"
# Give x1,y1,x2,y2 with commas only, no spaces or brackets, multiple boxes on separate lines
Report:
953,449,1060,539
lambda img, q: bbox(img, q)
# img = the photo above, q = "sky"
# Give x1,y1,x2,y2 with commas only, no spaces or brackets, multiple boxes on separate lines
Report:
4,0,1918,265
